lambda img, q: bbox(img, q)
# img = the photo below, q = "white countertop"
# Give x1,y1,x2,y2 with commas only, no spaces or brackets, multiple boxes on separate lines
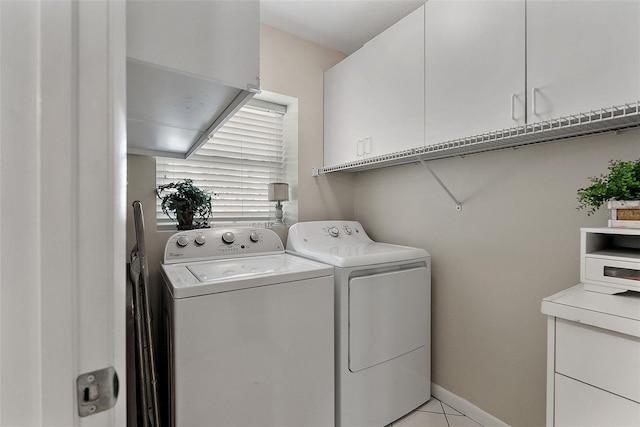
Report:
542,284,640,338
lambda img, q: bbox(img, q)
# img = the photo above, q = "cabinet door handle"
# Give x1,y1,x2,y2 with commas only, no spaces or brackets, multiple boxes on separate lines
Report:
357,139,364,156
531,87,539,116
511,93,516,121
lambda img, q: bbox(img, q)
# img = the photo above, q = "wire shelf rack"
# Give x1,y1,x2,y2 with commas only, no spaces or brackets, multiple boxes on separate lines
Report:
315,101,640,175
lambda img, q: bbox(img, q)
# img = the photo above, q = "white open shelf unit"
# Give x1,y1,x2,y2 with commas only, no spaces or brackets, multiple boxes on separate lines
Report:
315,101,640,175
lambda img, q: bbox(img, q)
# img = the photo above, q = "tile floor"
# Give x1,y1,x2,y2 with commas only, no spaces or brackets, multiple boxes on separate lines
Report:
390,398,484,427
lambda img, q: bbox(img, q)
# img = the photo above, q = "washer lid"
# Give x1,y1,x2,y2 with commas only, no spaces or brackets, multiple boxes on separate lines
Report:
162,253,333,299
286,220,429,267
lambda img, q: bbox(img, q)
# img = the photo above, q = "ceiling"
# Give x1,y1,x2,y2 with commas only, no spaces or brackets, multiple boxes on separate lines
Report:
260,0,427,55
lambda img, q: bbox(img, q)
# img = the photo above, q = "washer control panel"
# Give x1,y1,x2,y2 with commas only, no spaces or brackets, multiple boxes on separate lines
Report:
163,227,284,264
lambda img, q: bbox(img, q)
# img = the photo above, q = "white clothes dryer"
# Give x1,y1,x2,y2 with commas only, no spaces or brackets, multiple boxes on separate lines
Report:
287,221,431,427
161,227,334,427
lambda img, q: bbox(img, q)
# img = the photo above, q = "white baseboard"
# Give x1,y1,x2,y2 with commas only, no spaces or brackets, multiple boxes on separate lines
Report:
431,383,511,427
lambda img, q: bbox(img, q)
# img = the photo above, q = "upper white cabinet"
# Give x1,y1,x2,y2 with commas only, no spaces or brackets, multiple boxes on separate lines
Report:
527,0,640,122
425,0,640,145
324,6,425,167
322,0,640,170
126,1,259,158
425,0,526,145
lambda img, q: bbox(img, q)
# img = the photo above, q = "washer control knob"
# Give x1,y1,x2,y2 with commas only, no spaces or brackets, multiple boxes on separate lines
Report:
176,236,189,247
343,226,352,235
221,231,236,244
249,231,260,242
194,235,206,246
328,227,339,238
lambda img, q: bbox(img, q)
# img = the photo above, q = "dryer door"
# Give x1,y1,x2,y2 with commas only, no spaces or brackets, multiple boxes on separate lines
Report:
349,266,429,372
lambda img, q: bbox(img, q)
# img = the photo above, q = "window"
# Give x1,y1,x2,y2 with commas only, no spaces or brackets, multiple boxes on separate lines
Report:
156,94,297,227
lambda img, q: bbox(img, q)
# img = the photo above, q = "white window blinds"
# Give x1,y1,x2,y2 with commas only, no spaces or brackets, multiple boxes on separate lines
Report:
156,100,287,225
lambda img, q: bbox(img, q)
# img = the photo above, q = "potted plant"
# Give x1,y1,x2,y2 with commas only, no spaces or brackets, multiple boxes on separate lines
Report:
156,179,212,230
577,159,640,220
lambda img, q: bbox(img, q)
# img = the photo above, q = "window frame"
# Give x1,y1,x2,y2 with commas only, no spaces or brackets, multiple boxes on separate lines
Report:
155,91,298,229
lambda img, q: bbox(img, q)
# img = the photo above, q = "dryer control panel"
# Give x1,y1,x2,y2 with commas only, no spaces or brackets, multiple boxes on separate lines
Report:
289,220,373,244
286,221,429,268
163,228,284,264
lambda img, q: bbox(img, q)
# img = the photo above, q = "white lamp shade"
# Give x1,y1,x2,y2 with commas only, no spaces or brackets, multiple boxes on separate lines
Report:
268,182,289,202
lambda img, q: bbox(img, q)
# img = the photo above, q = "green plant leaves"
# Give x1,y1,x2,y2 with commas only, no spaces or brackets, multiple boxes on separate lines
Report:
577,159,640,215
155,179,212,226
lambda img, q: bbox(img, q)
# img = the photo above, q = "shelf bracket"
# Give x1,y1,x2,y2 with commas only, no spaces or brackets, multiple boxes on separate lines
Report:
417,156,462,211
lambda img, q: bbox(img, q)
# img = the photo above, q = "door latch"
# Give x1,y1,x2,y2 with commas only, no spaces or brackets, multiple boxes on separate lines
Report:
76,366,119,417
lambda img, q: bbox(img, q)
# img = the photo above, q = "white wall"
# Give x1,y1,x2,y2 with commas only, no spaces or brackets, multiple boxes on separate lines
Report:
353,129,640,426
260,24,352,221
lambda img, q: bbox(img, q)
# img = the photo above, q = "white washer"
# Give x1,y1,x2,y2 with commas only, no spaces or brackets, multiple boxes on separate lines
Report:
287,220,431,427
161,227,334,427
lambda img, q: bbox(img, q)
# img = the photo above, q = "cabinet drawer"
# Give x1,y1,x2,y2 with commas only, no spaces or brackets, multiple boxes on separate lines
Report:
555,374,640,427
584,256,640,292
556,319,640,402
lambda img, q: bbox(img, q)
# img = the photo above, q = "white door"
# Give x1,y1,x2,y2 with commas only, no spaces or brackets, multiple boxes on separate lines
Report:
0,1,126,426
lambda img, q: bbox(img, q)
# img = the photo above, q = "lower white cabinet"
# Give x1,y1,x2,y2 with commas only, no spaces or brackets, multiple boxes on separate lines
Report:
542,285,640,427
555,374,640,427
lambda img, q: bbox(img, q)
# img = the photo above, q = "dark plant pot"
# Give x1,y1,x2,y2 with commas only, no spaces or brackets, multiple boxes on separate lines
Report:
176,210,194,230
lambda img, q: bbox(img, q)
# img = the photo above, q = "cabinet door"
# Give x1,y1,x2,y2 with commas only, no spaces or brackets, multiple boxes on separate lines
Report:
425,0,525,146
324,47,369,166
324,6,424,167
555,374,640,427
527,0,640,122
127,0,259,90
555,319,640,403
363,6,424,159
